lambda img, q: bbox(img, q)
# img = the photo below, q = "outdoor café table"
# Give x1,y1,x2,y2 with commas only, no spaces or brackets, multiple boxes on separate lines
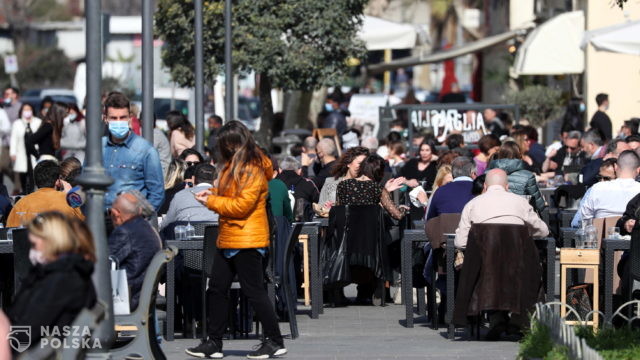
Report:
540,187,557,208
602,237,630,321
165,239,203,341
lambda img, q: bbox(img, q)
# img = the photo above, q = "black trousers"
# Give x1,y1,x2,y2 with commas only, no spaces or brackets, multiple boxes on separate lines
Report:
207,249,282,343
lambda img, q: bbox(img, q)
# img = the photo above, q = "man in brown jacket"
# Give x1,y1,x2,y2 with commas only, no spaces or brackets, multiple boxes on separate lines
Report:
6,161,83,227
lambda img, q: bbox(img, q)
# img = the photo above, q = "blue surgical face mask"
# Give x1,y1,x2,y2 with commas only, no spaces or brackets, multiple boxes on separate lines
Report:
108,120,130,139
324,103,333,112
68,113,77,121
579,103,586,113
3,98,10,105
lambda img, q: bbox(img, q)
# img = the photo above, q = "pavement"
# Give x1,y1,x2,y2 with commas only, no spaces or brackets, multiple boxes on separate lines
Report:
161,288,519,360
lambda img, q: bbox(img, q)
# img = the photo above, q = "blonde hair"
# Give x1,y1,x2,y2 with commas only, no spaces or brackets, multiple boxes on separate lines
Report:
433,164,453,192
27,212,96,263
164,159,187,190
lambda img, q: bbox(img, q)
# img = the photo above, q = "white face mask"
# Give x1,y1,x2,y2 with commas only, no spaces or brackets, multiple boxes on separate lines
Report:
22,110,32,119
29,248,48,266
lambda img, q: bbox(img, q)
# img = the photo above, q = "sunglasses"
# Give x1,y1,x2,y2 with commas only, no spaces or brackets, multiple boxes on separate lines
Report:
186,161,200,167
596,175,613,182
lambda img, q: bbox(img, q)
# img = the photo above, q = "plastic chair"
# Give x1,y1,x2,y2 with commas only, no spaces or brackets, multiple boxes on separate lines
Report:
278,223,304,339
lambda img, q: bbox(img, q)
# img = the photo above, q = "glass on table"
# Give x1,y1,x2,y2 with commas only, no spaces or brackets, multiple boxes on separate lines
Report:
607,226,621,240
174,225,187,241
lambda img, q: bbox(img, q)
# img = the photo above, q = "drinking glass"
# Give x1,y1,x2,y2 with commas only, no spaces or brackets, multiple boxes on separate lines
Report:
185,222,196,239
175,225,187,241
607,227,621,240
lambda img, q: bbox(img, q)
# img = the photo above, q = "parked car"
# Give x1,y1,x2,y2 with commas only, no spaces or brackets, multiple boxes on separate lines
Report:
21,88,78,113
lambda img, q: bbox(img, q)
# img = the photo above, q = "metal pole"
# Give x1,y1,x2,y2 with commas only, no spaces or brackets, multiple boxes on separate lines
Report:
224,0,233,122
194,0,204,153
79,0,114,348
142,0,154,143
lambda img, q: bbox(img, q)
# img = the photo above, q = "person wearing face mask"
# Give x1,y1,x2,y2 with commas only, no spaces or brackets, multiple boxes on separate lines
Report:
60,103,86,162
101,92,164,212
6,213,96,354
590,93,612,141
2,87,21,122
318,92,348,135
10,103,41,194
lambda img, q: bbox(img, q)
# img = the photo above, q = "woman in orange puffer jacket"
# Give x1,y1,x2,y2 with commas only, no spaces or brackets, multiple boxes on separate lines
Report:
188,120,286,360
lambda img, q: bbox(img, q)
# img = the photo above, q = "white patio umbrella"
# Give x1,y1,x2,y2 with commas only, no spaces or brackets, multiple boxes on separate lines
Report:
581,20,640,55
358,16,418,51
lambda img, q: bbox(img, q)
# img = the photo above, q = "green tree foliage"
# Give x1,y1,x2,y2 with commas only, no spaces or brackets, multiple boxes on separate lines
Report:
156,0,367,90
155,0,367,142
12,46,75,89
505,85,564,128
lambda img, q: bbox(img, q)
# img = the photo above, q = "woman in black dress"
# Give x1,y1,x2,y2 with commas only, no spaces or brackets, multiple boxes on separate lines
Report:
400,140,438,220
335,154,406,304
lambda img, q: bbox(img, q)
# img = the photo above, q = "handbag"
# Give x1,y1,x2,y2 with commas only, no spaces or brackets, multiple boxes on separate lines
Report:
322,206,351,286
566,283,592,321
110,256,131,315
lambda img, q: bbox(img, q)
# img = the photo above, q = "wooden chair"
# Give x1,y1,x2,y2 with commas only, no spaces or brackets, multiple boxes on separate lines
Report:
593,216,623,292
312,128,341,156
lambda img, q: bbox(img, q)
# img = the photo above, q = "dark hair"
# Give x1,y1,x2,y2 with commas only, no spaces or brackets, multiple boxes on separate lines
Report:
359,154,386,183
445,133,464,150
103,91,130,113
386,131,402,144
290,144,303,158
4,86,19,95
417,141,437,157
472,174,486,195
178,148,204,163
43,102,66,150
40,96,53,108
596,93,609,106
34,160,60,188
208,115,223,126
601,158,617,169
331,146,370,178
521,125,539,142
216,120,266,194
495,141,522,160
18,102,34,119
67,103,85,122
477,134,501,155
167,110,195,141
59,157,82,185
437,150,461,167
194,163,216,184
624,119,639,135
626,134,640,144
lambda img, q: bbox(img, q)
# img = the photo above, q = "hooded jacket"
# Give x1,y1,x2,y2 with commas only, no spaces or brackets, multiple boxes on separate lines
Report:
206,155,273,249
487,158,545,214
8,254,97,350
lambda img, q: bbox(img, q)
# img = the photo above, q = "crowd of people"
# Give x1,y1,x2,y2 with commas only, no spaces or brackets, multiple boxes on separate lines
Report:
2,84,640,355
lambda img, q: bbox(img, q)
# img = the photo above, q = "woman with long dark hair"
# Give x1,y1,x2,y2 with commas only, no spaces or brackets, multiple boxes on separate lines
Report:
25,101,65,162
188,121,286,359
167,110,195,158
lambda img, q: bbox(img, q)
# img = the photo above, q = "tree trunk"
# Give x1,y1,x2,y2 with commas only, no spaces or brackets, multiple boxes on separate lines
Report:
256,73,274,148
284,90,313,130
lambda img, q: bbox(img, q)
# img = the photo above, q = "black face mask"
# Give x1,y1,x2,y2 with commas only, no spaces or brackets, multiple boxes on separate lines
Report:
186,182,194,188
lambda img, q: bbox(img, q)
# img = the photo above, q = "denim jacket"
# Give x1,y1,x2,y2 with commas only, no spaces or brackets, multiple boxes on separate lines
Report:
102,132,165,210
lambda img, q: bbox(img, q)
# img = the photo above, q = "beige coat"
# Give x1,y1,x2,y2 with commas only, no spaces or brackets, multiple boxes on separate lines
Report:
455,185,549,248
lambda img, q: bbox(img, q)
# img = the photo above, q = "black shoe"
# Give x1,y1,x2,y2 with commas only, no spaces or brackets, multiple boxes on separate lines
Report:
185,339,223,359
246,338,287,359
485,322,507,341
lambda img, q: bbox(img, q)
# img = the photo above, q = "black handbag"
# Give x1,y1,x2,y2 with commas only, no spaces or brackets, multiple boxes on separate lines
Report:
322,206,351,286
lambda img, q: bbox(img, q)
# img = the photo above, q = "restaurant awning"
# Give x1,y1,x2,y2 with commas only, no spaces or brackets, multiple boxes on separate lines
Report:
581,19,640,55
359,16,419,51
367,28,527,74
513,11,585,75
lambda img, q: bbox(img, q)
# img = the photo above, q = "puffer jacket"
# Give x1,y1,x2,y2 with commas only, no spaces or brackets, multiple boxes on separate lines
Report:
206,155,273,249
487,158,545,214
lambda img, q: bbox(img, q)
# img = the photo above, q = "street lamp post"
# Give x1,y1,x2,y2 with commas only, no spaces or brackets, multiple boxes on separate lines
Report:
224,0,233,122
194,0,204,153
142,0,154,143
79,0,115,348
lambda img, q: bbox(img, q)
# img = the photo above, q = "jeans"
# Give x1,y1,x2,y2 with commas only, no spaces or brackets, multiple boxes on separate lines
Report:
207,249,282,343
